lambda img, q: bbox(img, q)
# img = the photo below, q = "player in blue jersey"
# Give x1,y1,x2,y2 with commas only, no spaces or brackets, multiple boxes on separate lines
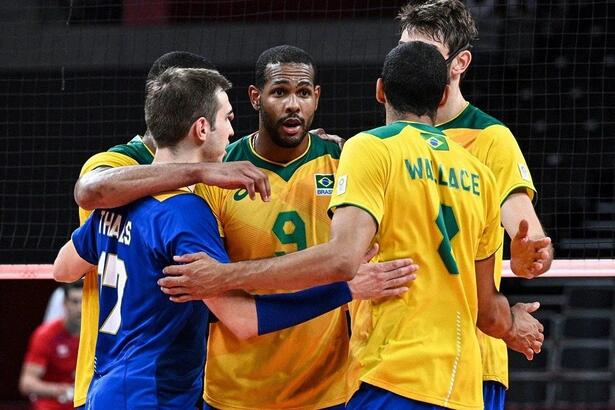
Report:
53,67,375,409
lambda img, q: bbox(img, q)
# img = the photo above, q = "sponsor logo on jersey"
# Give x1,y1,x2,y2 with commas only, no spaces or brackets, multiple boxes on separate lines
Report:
234,189,249,201
315,174,335,196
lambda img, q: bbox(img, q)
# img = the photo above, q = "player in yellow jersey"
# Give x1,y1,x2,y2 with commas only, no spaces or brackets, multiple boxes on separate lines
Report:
71,51,270,409
160,41,545,410
397,1,554,408
74,46,416,409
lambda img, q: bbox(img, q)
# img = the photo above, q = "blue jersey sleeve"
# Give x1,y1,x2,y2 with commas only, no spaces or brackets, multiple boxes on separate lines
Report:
255,282,352,335
159,194,230,264
71,212,100,265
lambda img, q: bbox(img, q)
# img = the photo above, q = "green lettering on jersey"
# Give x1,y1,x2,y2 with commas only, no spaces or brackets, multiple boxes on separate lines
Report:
425,159,435,181
460,170,471,192
437,165,448,186
272,211,307,256
435,204,460,274
448,168,459,189
471,174,480,196
405,158,423,179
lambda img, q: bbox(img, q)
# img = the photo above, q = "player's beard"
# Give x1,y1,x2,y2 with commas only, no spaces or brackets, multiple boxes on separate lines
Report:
260,106,313,148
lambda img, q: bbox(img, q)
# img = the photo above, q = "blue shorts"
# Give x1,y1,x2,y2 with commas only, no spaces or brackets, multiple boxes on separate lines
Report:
347,383,447,410
483,381,506,410
204,402,344,410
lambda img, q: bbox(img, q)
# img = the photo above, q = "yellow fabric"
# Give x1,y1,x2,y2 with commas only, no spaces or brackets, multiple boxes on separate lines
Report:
197,135,348,410
329,121,501,410
73,151,139,407
439,104,536,388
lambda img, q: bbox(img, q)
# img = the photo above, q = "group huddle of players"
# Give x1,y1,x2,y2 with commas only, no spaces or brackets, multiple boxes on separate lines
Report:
52,1,553,409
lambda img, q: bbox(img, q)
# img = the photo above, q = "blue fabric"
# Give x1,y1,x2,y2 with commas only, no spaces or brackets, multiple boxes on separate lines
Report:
255,282,352,335
74,193,229,410
347,383,447,410
483,381,506,410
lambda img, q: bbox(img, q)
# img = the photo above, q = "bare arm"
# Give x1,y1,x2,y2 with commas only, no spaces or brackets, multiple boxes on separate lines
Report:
19,363,72,400
53,240,95,283
159,206,378,298
75,162,271,210
502,192,553,278
204,291,258,340
475,255,544,360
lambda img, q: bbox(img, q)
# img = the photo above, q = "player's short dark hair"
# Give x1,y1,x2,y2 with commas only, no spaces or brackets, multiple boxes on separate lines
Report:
147,51,216,82
62,280,83,298
254,45,316,89
398,0,478,58
381,41,447,122
144,68,232,148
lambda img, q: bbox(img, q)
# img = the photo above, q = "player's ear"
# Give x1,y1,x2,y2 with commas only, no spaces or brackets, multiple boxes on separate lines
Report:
248,85,261,111
313,85,321,111
439,84,450,108
375,78,386,105
451,50,472,77
192,117,210,144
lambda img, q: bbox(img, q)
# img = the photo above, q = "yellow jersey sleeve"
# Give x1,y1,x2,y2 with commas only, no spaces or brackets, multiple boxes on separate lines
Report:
476,168,503,260
329,134,390,227
78,152,140,224
194,183,228,238
481,125,536,204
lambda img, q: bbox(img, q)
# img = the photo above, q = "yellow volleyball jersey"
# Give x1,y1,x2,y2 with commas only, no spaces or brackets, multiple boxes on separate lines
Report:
198,134,349,410
74,136,154,407
329,121,501,410
438,104,536,388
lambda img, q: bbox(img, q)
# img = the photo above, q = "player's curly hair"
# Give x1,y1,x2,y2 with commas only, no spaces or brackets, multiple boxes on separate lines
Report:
398,0,478,57
254,45,316,89
382,41,447,122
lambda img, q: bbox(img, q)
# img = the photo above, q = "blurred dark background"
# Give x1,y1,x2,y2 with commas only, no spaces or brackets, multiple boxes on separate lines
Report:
0,1,613,408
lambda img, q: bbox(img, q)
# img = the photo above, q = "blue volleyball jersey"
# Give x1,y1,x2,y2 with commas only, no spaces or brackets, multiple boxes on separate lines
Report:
72,190,229,410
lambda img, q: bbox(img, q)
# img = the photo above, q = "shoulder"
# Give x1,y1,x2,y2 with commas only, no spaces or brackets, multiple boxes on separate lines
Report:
441,104,504,131
107,135,154,165
151,192,216,224
307,133,341,160
80,151,138,176
224,135,251,162
31,320,64,342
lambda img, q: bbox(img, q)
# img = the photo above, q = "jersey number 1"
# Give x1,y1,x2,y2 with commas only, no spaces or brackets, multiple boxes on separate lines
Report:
435,204,460,274
97,251,128,335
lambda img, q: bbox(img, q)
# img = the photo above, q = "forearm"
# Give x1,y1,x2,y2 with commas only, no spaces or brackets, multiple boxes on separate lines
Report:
501,192,545,238
19,374,64,398
477,293,513,339
475,254,512,338
255,282,351,334
75,163,204,210
224,241,360,292
53,241,92,283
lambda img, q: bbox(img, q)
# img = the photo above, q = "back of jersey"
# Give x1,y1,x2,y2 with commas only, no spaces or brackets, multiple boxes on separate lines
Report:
72,192,228,409
329,121,501,410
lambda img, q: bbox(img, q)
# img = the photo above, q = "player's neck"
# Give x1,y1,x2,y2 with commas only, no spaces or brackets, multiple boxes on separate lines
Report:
154,143,203,165
435,84,467,125
386,109,434,127
252,129,310,164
